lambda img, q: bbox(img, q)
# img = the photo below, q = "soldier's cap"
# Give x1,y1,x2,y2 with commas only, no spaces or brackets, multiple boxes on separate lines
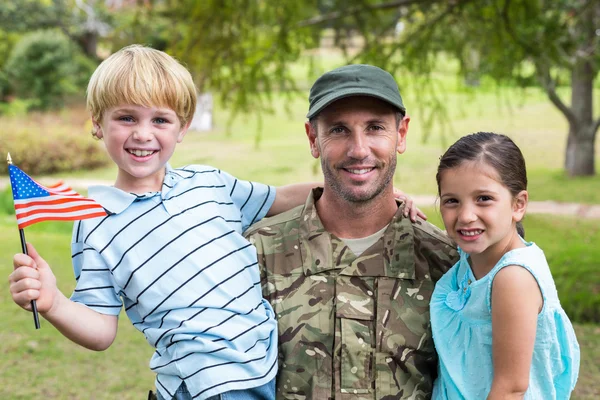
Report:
307,64,406,119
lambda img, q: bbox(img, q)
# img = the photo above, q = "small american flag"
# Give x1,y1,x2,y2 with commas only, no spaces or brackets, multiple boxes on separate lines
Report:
9,164,107,229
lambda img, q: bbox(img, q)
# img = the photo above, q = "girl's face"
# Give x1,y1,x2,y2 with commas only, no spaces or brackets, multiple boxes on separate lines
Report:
439,161,527,268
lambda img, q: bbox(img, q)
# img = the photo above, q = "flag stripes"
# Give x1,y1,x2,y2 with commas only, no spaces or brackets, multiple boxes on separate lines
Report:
8,164,107,229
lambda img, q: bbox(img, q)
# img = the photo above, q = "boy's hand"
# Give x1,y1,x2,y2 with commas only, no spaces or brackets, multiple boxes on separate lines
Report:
9,243,58,314
392,188,427,222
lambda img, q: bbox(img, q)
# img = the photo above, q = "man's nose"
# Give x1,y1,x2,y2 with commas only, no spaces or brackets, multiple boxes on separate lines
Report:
347,133,369,160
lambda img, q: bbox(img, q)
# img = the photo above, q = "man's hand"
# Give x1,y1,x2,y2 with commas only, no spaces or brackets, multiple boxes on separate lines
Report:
393,188,427,222
9,243,59,314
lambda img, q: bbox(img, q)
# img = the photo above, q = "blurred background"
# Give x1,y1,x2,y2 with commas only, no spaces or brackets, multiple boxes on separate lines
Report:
0,0,598,398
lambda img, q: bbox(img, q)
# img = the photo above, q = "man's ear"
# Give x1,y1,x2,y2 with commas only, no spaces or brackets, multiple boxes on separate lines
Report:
305,121,320,159
512,190,529,222
396,115,410,154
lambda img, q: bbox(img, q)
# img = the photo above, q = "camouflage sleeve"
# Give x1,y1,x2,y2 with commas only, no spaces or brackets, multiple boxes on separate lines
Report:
413,220,459,283
429,249,458,283
245,232,269,299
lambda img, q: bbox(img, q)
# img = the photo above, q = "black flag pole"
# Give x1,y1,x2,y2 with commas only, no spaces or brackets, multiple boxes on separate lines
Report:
7,153,41,329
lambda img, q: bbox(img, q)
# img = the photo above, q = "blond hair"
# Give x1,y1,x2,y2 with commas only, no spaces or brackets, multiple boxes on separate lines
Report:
87,45,197,125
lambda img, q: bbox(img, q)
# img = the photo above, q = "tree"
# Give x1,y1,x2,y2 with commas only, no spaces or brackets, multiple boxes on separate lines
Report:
0,0,112,59
5,30,89,109
164,0,599,177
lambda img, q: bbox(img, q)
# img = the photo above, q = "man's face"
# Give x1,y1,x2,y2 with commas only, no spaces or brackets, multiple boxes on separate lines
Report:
306,96,409,203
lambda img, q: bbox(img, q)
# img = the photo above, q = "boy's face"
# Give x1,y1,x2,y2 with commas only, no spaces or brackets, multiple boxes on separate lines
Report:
93,104,189,193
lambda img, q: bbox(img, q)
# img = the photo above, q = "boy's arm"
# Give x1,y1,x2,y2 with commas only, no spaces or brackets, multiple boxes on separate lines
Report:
41,291,118,351
267,182,320,217
9,243,118,351
268,182,427,221
487,266,542,400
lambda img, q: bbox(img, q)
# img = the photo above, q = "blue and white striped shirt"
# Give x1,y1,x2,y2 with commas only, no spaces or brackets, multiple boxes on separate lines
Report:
70,164,278,400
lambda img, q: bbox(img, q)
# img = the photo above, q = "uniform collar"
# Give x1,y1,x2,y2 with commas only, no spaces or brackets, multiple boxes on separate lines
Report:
298,188,416,279
88,163,179,215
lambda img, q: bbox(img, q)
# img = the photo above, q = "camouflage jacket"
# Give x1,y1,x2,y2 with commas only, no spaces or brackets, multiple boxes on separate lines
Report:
245,189,458,400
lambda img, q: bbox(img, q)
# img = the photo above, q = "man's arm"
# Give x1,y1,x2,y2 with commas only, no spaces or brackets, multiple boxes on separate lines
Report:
9,243,118,351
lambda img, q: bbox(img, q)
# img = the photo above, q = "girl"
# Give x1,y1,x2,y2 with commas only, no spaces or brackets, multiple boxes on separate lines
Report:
431,132,580,399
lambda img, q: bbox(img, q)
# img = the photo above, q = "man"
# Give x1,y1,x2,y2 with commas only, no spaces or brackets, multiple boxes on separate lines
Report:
245,64,458,399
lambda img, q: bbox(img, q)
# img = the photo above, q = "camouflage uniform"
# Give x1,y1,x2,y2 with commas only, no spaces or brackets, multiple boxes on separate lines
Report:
245,189,459,400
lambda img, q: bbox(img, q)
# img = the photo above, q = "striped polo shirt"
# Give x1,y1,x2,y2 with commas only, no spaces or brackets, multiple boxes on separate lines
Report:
70,164,278,400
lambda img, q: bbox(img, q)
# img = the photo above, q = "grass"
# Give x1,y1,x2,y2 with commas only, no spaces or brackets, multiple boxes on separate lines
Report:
0,217,153,400
0,214,597,399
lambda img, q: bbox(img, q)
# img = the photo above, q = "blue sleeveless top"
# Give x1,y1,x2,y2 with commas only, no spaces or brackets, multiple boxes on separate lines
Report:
430,241,580,399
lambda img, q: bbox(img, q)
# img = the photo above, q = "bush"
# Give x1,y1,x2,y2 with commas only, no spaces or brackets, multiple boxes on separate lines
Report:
0,69,10,101
0,129,108,176
4,30,93,110
0,107,109,175
0,98,35,117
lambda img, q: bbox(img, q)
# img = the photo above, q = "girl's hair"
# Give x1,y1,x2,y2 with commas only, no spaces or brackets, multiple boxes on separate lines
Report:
436,132,527,238
87,44,197,126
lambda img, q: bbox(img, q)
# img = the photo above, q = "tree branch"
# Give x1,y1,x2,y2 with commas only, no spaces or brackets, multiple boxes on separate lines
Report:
593,116,600,134
499,0,576,124
499,0,539,57
536,62,576,126
297,0,444,27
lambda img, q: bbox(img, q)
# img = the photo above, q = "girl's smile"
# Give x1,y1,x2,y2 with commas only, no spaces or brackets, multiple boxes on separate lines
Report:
439,161,527,273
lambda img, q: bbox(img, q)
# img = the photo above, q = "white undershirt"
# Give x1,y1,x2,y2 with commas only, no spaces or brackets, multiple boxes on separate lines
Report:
339,224,389,256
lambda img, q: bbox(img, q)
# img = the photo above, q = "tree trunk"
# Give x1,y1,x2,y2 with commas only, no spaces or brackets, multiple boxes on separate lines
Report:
78,31,98,59
565,123,596,176
564,57,596,176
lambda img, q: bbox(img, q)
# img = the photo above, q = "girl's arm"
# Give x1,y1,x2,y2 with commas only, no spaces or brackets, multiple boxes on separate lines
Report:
487,265,543,400
268,183,426,221
9,243,118,351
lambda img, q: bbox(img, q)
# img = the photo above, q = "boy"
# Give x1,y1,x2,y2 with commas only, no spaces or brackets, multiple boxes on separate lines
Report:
9,45,315,400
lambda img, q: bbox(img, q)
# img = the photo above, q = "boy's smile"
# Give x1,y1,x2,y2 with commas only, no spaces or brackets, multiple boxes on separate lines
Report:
93,104,189,194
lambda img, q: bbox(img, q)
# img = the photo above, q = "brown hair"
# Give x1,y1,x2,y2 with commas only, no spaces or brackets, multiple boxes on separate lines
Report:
436,132,527,237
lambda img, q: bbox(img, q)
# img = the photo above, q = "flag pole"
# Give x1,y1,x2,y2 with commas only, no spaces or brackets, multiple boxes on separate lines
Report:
7,153,41,329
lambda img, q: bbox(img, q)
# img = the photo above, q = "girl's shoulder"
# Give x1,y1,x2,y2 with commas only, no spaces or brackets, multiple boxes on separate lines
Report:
489,241,547,278
487,241,562,312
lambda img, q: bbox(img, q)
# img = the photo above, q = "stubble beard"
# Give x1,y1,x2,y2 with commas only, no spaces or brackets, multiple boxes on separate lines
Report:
320,154,397,204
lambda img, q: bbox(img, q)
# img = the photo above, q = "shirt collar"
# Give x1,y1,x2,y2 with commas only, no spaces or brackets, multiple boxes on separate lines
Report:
298,188,416,279
88,163,177,215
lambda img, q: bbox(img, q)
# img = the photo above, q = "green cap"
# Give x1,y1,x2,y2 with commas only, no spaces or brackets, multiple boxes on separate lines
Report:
307,64,405,119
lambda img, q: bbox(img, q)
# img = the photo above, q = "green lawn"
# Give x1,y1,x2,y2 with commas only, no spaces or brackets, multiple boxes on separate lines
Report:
0,217,153,399
0,214,597,399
